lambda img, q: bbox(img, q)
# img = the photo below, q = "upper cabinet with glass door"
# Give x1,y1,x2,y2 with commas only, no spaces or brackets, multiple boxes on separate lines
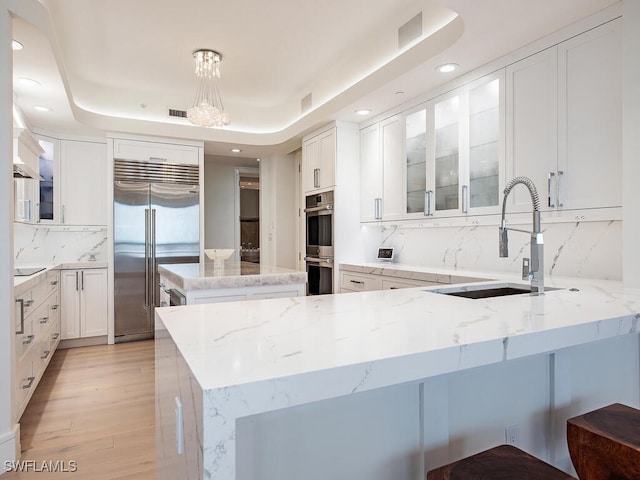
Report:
405,71,504,219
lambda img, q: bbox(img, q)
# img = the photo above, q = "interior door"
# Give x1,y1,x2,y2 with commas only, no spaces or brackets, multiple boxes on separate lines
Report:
113,181,151,338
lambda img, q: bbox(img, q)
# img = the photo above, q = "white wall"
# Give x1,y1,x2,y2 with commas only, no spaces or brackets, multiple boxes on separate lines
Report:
203,159,237,251
0,4,16,469
623,0,640,286
260,153,298,269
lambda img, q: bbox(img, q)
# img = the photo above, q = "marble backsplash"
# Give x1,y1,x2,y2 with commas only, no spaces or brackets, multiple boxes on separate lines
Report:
14,223,108,265
359,219,622,280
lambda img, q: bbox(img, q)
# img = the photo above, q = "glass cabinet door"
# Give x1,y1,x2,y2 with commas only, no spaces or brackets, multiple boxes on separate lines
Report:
405,109,427,214
468,78,500,208
434,95,460,212
37,138,56,222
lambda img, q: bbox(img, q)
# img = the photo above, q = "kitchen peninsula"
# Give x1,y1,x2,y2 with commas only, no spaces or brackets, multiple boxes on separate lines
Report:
157,261,306,305
155,272,640,480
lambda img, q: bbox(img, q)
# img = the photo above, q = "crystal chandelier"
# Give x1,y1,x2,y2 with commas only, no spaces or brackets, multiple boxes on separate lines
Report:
187,49,230,127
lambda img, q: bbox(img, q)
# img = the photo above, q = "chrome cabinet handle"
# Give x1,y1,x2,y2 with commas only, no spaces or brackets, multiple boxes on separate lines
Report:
75,271,79,291
145,208,150,307
62,205,65,224
24,300,34,307
424,190,434,216
81,270,84,290
349,280,364,285
52,333,60,340
50,280,58,286
36,202,41,223
151,209,157,306
374,198,382,220
23,335,35,345
15,299,25,335
149,156,167,162
22,377,35,389
548,172,555,208
39,316,49,324
462,185,469,213
26,199,32,222
389,287,399,290
50,304,59,310
41,350,51,360
557,170,564,208
313,168,320,188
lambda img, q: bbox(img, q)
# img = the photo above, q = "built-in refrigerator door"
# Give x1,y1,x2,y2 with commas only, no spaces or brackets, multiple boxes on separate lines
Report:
150,182,200,306
114,181,153,340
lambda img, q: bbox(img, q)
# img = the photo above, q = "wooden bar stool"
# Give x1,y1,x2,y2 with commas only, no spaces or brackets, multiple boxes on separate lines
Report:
427,444,576,479
567,403,640,480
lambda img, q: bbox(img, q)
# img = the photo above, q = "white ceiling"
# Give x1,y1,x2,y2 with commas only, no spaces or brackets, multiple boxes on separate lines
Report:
11,0,619,157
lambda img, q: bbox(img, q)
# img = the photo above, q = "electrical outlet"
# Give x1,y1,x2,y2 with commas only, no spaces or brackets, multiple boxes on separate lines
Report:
505,424,520,446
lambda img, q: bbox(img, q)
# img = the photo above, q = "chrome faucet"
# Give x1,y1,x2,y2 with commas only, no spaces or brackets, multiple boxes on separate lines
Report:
499,176,544,295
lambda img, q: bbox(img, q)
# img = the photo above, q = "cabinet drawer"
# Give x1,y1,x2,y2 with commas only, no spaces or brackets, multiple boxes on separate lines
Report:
341,273,381,292
114,139,200,165
14,314,34,361
381,278,438,290
15,354,34,415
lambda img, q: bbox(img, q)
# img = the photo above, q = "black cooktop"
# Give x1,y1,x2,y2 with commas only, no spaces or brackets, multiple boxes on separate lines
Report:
14,267,46,277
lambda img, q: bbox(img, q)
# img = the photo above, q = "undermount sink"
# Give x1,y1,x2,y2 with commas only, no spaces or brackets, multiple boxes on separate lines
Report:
430,283,561,299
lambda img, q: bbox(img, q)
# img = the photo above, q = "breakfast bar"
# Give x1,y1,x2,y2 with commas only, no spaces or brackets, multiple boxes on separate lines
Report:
155,273,640,479
157,261,307,305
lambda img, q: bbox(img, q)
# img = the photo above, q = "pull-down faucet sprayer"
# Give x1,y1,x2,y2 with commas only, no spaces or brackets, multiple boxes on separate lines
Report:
499,176,544,295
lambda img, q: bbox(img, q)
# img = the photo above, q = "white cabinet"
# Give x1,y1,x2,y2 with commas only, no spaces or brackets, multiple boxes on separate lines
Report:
113,138,200,165
14,269,60,421
303,127,336,193
557,18,622,210
359,116,405,221
359,124,381,221
60,140,107,225
407,71,504,219
506,19,621,213
13,129,44,224
60,268,108,340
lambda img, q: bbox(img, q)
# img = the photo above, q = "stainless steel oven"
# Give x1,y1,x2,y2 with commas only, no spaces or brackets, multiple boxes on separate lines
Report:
305,191,333,258
305,191,334,295
305,257,333,295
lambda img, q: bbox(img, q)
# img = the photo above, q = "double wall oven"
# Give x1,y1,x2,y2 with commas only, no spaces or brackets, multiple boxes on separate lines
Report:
305,191,333,295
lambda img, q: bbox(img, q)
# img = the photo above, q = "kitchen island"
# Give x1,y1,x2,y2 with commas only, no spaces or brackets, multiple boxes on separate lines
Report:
155,273,640,480
157,261,306,305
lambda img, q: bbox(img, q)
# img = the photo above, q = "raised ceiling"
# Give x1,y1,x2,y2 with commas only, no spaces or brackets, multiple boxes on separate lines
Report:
11,0,619,156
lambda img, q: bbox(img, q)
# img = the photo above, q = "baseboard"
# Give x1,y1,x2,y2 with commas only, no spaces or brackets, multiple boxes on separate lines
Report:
58,336,107,349
0,424,19,475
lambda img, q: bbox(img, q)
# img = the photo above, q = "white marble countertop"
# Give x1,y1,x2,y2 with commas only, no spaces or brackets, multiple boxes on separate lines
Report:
155,270,640,478
13,261,108,289
158,261,307,290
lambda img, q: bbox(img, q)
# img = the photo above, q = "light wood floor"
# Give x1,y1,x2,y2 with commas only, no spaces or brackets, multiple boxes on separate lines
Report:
4,341,156,479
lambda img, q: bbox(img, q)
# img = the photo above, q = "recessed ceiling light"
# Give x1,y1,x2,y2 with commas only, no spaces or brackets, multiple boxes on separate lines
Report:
436,63,458,73
354,109,372,116
230,148,241,153
34,106,52,112
17,77,41,88
395,91,405,95
11,40,23,51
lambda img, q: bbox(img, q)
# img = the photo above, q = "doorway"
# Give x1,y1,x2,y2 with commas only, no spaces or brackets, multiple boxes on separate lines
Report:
236,168,260,263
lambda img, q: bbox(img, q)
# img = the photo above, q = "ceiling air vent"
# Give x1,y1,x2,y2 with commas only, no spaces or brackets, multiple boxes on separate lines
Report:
169,108,188,118
398,12,423,49
301,93,312,114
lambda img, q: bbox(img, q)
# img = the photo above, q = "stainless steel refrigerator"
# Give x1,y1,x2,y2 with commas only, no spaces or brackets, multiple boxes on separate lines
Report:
113,159,199,343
